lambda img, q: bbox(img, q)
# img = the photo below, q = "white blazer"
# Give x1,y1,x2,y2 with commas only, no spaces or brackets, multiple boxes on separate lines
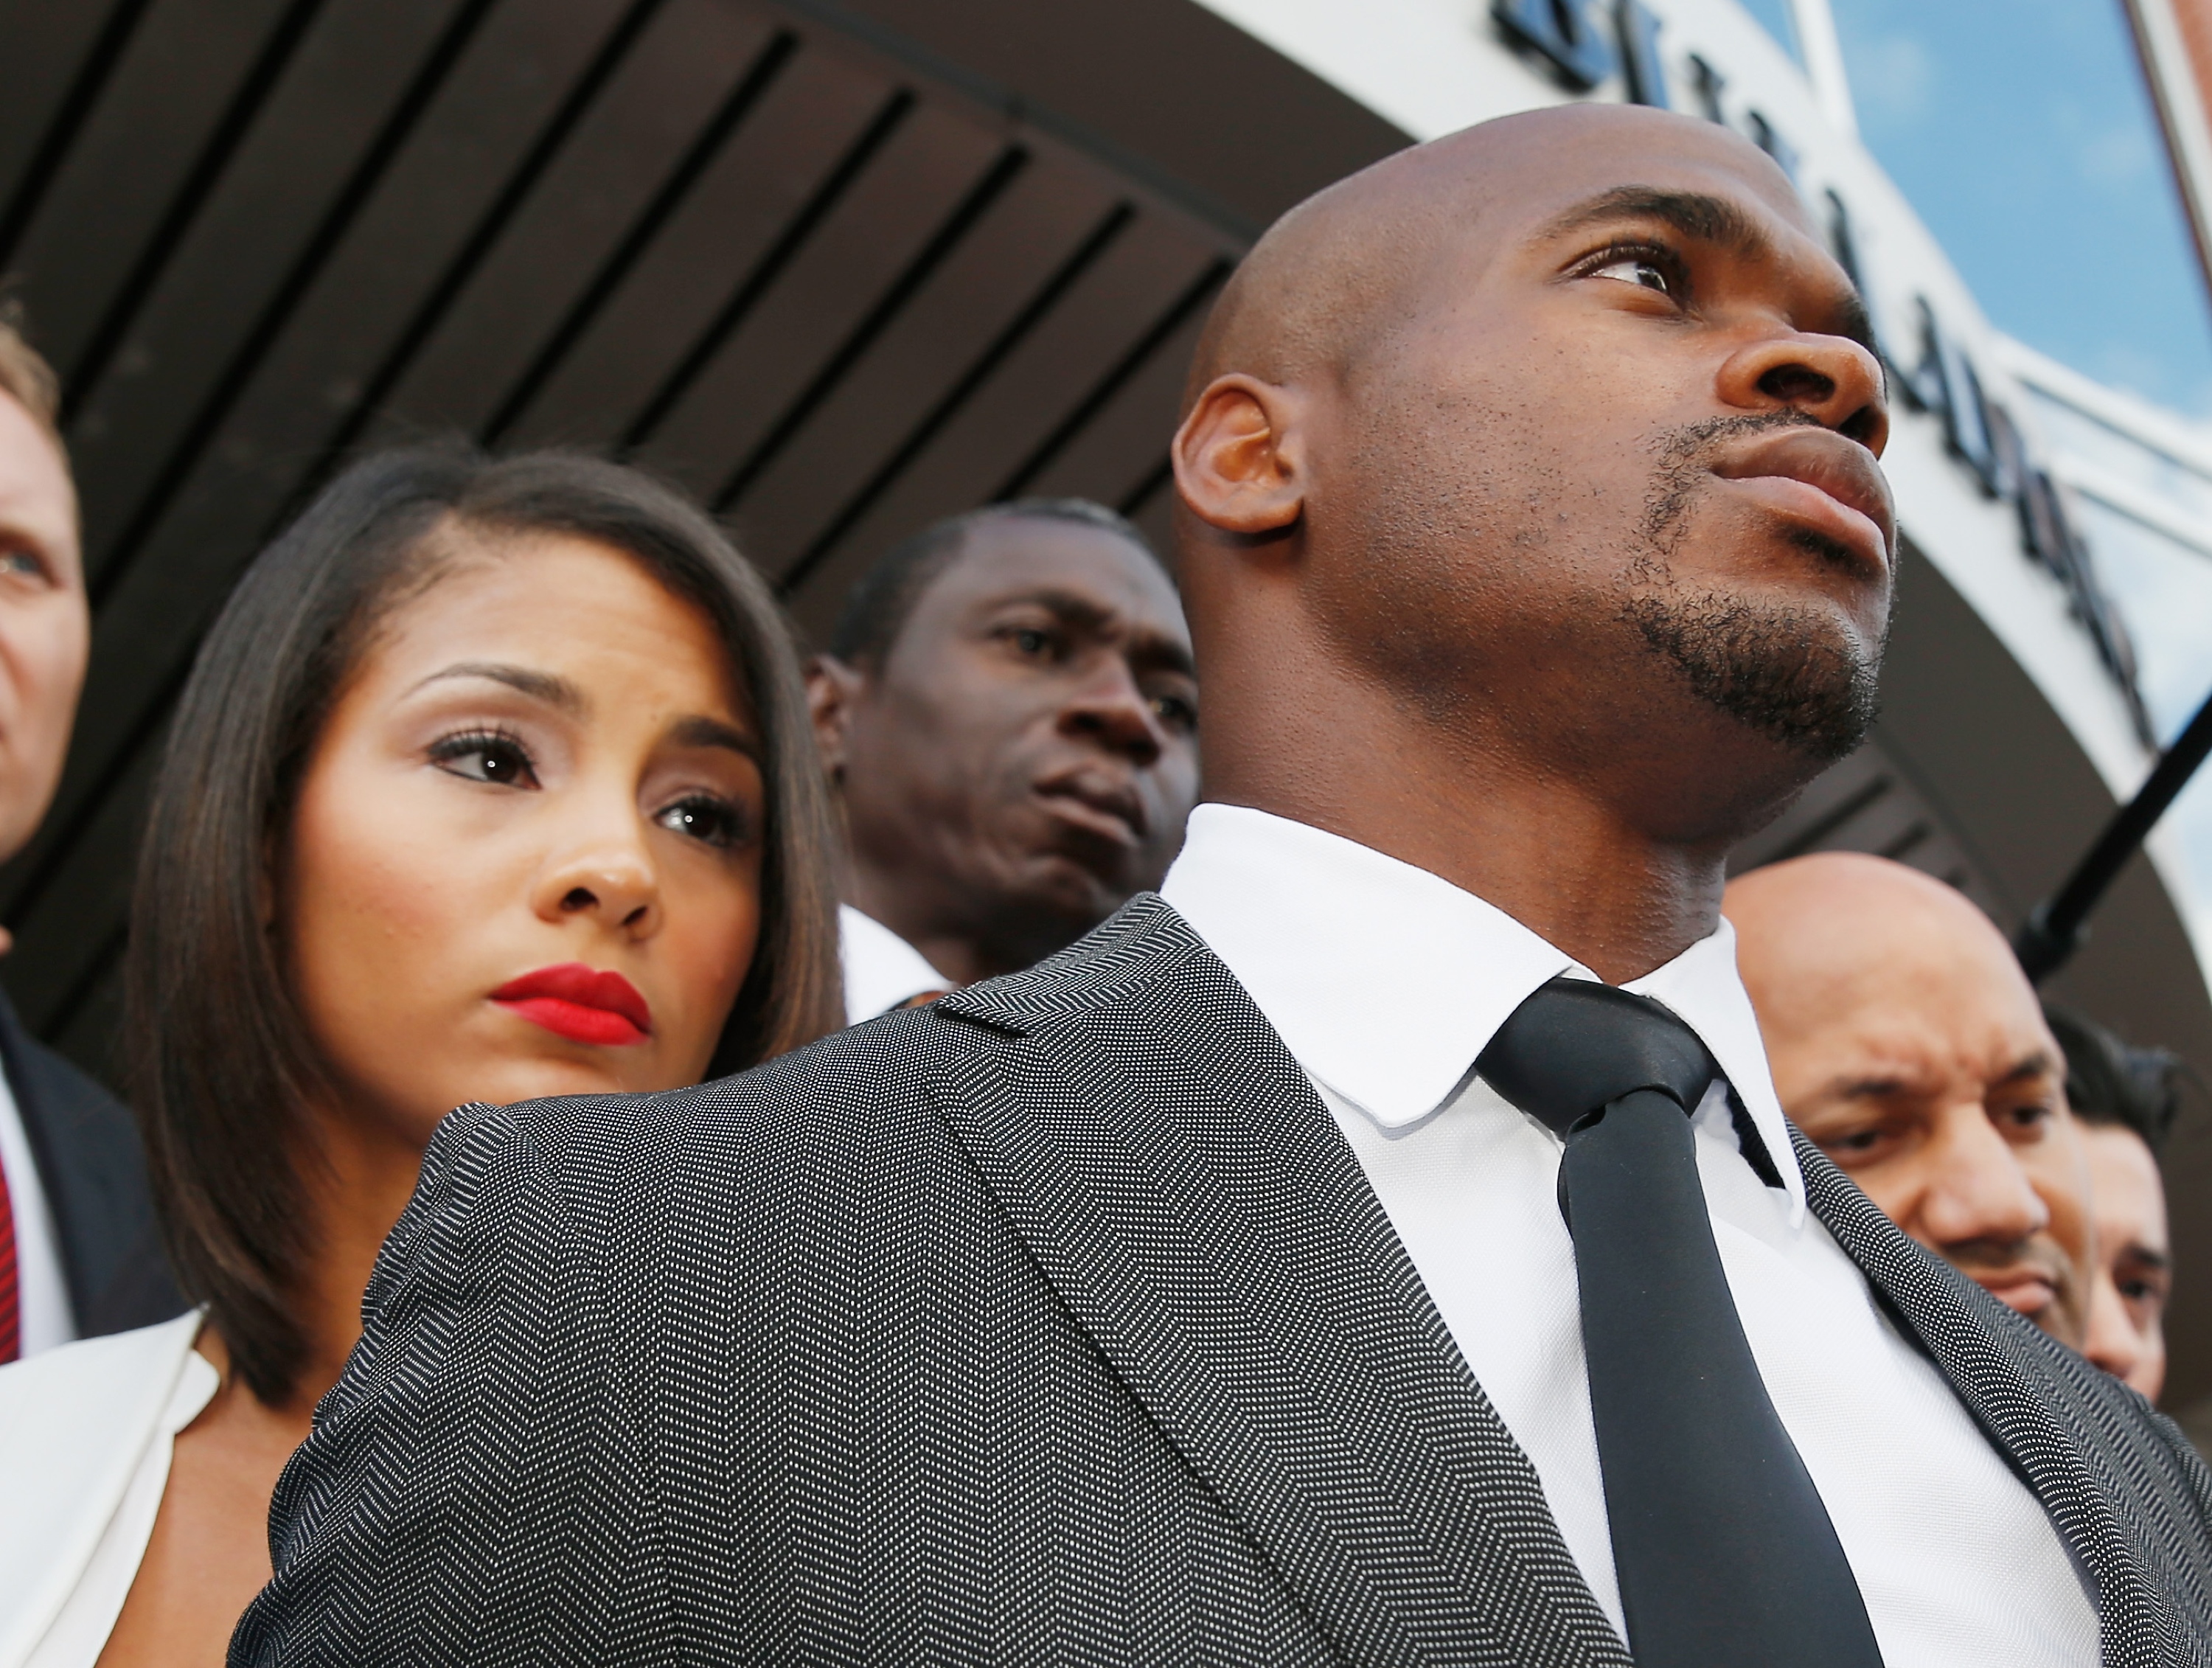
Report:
0,1312,214,1667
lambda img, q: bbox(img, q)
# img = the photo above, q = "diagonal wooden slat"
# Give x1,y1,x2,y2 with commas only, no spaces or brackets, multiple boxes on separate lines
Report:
0,0,156,271
478,27,802,447
495,38,897,451
777,214,1223,626
7,0,299,375
717,149,1121,569
360,0,780,445
764,197,1137,601
57,0,476,588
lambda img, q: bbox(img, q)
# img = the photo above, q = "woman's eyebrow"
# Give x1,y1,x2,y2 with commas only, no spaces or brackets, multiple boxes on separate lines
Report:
408,661,585,713
669,714,760,758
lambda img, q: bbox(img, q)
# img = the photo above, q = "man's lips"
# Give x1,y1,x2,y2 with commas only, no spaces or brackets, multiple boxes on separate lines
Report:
490,962,653,1047
1709,427,1896,571
1034,774,1148,846
1971,1267,2061,1318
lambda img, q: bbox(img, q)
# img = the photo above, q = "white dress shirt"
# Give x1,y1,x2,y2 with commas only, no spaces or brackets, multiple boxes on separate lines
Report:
838,904,951,1026
1160,805,2098,1667
0,1065,74,1356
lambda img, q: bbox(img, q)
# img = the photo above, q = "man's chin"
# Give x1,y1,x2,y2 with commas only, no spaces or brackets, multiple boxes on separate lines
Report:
1621,585,1883,765
1000,851,1132,934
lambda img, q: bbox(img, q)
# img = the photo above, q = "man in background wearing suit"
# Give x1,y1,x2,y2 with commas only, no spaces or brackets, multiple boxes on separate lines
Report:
0,315,178,1359
1726,852,2098,1352
238,105,2210,1667
808,498,1200,1023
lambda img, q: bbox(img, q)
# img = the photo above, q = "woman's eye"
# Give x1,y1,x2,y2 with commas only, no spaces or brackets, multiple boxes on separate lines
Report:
429,732,539,788
1590,255,1676,295
657,795,749,850
0,548,48,583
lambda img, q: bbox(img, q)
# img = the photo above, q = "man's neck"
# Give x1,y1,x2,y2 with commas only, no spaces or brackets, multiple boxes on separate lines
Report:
1199,707,1758,986
844,871,1031,988
1229,794,1725,984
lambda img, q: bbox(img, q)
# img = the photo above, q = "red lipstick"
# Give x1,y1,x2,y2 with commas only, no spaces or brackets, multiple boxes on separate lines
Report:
490,963,653,1047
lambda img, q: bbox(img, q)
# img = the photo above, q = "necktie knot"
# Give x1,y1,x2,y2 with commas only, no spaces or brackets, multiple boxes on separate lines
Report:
1477,976,1719,1138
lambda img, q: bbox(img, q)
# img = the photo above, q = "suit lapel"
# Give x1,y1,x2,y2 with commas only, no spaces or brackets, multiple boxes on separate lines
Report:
1796,1130,2153,1653
937,897,1629,1668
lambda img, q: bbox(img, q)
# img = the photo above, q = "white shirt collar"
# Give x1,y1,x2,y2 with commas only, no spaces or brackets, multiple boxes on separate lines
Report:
1158,804,1805,1221
838,904,950,1026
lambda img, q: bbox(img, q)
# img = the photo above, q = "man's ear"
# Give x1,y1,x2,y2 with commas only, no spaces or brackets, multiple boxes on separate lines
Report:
1172,373,1307,538
806,653,863,785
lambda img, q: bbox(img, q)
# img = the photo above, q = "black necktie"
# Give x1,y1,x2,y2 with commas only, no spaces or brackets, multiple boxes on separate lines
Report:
1477,977,1884,1668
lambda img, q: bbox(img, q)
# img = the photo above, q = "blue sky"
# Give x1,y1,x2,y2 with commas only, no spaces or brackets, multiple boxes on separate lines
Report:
1740,0,2212,418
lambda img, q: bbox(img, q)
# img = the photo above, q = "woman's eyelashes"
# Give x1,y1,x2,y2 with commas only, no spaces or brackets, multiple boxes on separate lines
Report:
426,725,752,848
654,793,751,851
428,727,540,789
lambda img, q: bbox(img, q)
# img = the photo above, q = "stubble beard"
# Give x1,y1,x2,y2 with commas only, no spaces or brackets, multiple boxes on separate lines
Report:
1621,412,1888,765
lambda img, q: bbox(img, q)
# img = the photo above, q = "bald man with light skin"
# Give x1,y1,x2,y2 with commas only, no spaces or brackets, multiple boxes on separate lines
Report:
1726,852,2096,1347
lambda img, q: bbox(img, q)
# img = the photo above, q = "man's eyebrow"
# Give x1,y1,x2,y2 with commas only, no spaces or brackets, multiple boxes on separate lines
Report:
1997,1051,2058,1086
1832,292,1878,358
669,714,759,758
1130,628,1197,682
409,661,583,713
1540,187,1772,260
2122,1245,2174,1273
994,587,1197,679
1543,186,1879,356
1826,1075,1910,1102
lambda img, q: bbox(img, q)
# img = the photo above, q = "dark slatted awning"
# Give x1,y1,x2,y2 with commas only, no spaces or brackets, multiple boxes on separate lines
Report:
0,0,1283,1063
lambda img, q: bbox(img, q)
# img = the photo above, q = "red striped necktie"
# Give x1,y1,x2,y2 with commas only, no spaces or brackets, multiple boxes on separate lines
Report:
0,1154,18,1363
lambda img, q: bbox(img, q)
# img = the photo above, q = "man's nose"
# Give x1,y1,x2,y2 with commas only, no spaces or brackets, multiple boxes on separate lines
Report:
1716,328,1889,454
1918,1105,2051,1250
1060,660,1164,766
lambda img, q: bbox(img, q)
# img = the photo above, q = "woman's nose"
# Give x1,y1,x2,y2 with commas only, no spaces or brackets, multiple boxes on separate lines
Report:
529,819,661,936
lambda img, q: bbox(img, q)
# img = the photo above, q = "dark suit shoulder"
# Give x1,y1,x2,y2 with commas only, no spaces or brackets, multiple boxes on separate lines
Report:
243,915,1295,1667
491,995,1015,1189
483,898,1208,1203
0,997,182,1334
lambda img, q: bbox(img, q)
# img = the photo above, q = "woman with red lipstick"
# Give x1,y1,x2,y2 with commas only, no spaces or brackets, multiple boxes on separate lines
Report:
0,447,842,1665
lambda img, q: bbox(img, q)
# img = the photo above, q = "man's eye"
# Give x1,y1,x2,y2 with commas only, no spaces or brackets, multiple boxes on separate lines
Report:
657,795,749,850
1820,1127,1887,1159
1008,627,1054,657
429,732,539,788
1151,692,1197,732
1590,256,1675,295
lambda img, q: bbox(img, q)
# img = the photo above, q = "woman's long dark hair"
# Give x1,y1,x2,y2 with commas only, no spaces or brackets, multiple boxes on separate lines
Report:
124,445,844,1404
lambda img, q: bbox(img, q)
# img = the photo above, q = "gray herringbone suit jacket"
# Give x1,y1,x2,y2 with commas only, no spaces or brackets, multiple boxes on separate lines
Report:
234,897,2212,1666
